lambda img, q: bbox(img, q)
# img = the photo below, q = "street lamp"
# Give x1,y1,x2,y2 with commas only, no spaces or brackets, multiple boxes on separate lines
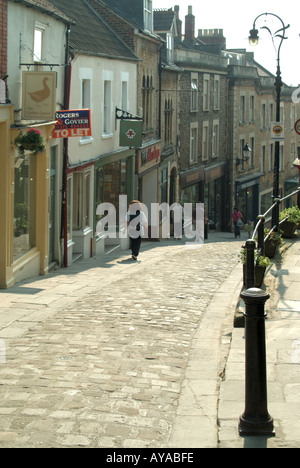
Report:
236,143,252,167
249,13,290,230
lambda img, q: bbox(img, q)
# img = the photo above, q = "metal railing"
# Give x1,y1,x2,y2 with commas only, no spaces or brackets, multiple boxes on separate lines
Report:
244,188,300,289
239,187,300,437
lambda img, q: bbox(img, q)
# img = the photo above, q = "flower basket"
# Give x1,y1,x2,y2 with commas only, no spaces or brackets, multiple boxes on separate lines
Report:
264,230,282,258
241,248,270,289
15,129,45,155
255,265,266,288
280,220,297,238
279,206,300,238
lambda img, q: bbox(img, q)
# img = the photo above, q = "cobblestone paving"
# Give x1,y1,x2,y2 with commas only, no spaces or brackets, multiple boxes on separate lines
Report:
0,241,241,448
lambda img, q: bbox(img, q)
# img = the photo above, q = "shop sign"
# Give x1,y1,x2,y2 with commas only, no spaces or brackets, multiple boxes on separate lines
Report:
138,144,161,173
22,71,57,120
52,110,92,138
271,122,285,141
119,120,142,147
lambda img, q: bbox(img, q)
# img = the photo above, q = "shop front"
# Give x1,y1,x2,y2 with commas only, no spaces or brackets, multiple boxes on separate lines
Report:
0,109,54,288
204,162,227,231
137,141,161,231
94,148,135,254
235,173,262,224
180,167,204,205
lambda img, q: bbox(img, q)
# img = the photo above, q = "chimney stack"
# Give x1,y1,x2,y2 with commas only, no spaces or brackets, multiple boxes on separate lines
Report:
174,5,182,41
185,5,195,42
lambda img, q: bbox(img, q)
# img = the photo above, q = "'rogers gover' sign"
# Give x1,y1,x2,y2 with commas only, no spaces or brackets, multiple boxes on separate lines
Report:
52,110,92,138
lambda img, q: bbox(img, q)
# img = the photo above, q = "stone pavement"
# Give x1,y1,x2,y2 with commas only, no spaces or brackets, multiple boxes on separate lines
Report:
0,232,299,448
0,232,243,448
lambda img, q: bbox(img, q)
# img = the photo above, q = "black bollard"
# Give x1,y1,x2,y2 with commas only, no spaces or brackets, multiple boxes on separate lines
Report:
239,288,275,437
245,240,255,290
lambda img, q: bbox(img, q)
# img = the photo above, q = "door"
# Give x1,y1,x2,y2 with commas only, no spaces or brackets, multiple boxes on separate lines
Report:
49,147,56,263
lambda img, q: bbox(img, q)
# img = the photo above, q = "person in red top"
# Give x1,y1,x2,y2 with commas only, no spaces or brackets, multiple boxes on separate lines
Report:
229,207,244,239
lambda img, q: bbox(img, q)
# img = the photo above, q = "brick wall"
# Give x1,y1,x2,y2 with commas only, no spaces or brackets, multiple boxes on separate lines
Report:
0,0,7,77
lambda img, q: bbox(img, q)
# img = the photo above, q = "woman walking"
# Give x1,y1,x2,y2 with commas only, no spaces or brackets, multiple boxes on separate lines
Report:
229,207,244,239
125,201,148,261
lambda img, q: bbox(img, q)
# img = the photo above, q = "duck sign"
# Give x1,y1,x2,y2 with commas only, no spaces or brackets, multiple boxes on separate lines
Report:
52,110,92,139
22,72,57,120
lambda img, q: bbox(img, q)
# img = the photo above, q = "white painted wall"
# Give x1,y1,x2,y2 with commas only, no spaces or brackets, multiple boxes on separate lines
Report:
66,54,138,166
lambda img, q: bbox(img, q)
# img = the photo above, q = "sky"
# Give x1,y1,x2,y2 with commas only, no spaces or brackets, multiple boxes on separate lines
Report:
153,0,300,86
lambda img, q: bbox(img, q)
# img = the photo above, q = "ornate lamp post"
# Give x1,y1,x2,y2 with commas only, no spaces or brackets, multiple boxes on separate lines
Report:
249,13,290,230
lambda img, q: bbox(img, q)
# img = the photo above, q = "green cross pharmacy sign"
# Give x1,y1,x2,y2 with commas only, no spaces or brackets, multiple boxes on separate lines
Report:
119,120,142,148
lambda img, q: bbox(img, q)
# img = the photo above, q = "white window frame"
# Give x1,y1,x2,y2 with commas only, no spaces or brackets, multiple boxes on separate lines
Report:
102,71,114,137
73,168,93,232
79,68,93,144
212,120,219,158
191,73,198,112
239,94,246,125
34,22,46,63
202,121,209,161
213,75,220,110
190,123,198,164
249,95,255,123
261,102,266,129
144,0,153,33
203,75,210,111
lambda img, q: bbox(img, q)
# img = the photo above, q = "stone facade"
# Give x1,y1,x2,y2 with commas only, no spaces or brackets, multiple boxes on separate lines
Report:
228,51,300,225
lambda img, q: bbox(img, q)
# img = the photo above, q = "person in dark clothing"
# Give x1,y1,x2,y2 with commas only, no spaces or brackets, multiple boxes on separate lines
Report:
125,201,148,261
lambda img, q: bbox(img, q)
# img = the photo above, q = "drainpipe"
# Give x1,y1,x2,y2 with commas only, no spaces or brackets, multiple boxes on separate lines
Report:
60,24,71,268
158,45,162,140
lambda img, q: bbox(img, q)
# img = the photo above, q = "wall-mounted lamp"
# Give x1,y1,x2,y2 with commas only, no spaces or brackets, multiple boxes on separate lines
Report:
236,143,252,166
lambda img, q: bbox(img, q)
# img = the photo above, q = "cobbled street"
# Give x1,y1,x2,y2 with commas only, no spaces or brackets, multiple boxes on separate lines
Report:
0,235,242,448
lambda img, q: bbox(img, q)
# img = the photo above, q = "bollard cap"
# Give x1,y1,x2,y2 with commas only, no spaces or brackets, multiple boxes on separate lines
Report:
241,288,270,305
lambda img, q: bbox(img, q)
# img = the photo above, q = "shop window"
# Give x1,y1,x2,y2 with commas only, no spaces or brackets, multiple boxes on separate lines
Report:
13,154,37,261
73,170,92,231
161,168,168,204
